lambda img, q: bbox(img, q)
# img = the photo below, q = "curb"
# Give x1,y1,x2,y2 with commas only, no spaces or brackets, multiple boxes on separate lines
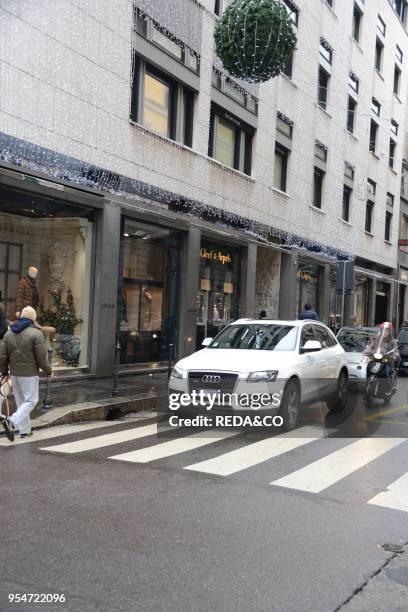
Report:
30,393,166,430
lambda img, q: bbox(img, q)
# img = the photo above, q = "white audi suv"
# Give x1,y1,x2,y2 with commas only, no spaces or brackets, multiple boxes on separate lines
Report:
169,319,349,430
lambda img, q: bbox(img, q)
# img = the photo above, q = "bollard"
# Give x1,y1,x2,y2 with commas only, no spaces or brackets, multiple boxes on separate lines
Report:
42,347,53,411
167,343,174,381
112,338,121,397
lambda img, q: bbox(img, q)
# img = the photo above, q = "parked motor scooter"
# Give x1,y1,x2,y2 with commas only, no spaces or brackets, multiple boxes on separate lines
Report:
365,352,398,405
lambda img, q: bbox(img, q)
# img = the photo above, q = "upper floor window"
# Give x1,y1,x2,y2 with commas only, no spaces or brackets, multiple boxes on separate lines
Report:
282,0,299,27
387,192,395,208
214,0,232,16
371,98,381,117
352,3,362,42
393,0,408,25
391,119,399,136
208,104,254,175
131,57,195,147
349,72,359,94
367,178,376,197
394,64,401,95
319,38,333,64
396,45,403,63
318,65,330,110
375,38,384,72
377,15,386,36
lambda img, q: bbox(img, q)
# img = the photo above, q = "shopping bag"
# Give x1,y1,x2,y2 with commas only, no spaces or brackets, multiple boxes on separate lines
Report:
0,376,12,419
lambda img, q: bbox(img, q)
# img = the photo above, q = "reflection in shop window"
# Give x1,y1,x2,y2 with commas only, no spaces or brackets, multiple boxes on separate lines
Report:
0,205,93,370
119,219,180,364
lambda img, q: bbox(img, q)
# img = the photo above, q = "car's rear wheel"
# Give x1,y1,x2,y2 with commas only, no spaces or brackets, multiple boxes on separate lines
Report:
279,379,300,431
326,370,348,412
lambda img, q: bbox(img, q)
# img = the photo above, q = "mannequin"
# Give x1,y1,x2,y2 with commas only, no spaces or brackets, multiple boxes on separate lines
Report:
15,266,39,318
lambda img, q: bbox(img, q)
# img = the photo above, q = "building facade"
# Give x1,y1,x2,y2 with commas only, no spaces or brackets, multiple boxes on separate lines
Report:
0,0,407,377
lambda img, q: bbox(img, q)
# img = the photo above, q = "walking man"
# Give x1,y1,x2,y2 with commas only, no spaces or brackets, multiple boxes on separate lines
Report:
0,306,52,441
299,303,320,321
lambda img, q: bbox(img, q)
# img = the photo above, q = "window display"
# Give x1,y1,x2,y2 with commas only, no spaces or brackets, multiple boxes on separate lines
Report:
0,197,94,370
119,219,180,364
196,241,240,349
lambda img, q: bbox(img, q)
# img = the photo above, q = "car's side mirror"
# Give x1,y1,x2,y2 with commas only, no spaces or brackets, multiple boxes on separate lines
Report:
202,337,213,347
301,340,322,354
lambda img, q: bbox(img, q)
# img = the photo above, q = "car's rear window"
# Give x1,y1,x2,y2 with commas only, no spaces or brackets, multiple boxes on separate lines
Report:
337,329,378,353
209,325,298,351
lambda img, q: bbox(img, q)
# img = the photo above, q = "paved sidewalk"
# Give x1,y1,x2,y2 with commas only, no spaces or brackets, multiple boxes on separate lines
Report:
339,544,408,611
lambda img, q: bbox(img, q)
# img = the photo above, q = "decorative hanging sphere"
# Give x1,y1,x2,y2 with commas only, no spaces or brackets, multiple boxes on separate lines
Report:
214,0,297,83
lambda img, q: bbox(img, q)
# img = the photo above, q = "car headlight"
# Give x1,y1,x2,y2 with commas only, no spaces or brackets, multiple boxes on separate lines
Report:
247,370,279,383
170,366,186,380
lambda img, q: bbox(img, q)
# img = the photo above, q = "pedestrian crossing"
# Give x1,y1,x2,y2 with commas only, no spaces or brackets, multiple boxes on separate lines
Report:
3,419,408,514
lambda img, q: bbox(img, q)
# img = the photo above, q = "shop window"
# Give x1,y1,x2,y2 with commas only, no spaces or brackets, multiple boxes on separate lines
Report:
347,96,356,132
209,104,254,175
131,56,195,147
0,242,22,317
0,194,94,370
365,200,374,233
274,145,289,192
352,3,362,42
297,264,319,318
313,168,325,209
375,38,383,72
318,65,330,110
385,211,392,241
119,219,180,364
394,65,401,95
342,185,352,222
196,241,240,349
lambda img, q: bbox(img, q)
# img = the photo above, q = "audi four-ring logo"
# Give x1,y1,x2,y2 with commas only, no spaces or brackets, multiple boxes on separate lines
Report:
202,375,221,383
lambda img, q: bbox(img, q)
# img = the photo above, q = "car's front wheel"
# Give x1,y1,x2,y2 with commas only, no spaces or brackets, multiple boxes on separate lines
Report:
279,379,301,431
326,370,348,412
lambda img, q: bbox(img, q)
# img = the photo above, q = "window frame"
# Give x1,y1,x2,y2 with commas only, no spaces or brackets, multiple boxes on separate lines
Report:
369,119,378,153
130,54,195,147
318,65,330,110
352,3,362,42
342,185,352,222
347,95,356,133
365,200,374,233
394,64,401,95
208,103,254,175
385,211,392,242
375,37,384,72
273,144,289,192
313,167,325,209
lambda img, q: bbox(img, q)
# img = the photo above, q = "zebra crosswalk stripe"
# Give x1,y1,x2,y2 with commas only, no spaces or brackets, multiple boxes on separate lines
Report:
0,420,127,446
184,427,330,476
367,472,408,512
271,437,406,493
40,423,158,454
109,430,240,464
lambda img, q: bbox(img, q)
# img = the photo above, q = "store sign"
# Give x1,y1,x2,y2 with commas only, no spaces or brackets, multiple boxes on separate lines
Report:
200,248,232,265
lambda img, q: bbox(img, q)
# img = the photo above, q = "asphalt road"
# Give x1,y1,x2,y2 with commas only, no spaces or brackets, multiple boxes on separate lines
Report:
1,378,408,612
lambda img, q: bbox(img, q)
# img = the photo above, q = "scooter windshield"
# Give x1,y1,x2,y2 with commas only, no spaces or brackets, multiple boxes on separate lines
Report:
364,327,394,356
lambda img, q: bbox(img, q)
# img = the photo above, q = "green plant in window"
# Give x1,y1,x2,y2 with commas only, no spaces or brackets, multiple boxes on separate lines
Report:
214,0,297,83
38,288,82,335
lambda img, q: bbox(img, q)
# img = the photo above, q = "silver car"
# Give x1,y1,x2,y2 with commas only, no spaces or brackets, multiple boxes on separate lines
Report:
336,327,379,389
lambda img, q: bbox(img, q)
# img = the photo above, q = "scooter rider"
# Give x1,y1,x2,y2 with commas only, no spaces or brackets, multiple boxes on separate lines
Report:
365,322,399,380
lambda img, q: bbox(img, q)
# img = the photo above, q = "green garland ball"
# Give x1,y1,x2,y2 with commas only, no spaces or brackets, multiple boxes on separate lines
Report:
214,0,297,83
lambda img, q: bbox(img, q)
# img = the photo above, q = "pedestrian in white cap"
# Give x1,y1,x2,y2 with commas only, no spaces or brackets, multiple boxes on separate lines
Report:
0,306,52,441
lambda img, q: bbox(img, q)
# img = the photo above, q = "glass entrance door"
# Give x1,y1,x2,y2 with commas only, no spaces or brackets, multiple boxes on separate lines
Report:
119,219,180,364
